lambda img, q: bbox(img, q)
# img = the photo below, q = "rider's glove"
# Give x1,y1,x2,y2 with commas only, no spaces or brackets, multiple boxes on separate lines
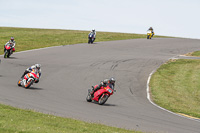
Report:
100,81,104,86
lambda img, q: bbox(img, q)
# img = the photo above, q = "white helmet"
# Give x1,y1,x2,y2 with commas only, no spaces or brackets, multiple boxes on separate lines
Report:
35,64,41,70
92,29,95,32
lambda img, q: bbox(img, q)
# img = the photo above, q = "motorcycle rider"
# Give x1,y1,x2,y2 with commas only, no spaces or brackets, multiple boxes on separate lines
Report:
88,29,96,41
4,37,16,53
90,77,115,96
148,27,154,37
21,64,41,83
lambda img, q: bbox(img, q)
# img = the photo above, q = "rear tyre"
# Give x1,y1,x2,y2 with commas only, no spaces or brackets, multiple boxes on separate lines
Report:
86,89,92,102
17,80,22,86
86,94,92,102
98,94,109,105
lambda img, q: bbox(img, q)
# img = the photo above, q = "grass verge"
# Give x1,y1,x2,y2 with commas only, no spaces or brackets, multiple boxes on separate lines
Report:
0,104,141,133
185,51,200,57
150,59,200,118
0,27,167,55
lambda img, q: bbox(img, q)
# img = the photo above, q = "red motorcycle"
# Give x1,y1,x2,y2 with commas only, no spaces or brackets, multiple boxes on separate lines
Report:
86,83,115,105
4,44,13,58
17,71,40,89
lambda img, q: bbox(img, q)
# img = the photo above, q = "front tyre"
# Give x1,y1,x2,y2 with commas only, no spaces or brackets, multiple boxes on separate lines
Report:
25,80,34,89
98,94,109,105
147,35,149,39
7,51,10,58
4,51,7,58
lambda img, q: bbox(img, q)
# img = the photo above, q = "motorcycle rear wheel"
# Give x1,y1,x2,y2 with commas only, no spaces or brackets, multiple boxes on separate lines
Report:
17,80,22,86
86,94,92,102
86,89,92,102
98,94,109,105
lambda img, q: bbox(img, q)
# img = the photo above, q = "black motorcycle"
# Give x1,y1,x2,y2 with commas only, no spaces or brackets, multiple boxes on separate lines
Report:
88,33,95,44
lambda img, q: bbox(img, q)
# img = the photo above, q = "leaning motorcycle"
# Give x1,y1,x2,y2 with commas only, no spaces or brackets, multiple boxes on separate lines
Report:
18,72,40,89
147,30,154,39
4,44,13,58
86,83,115,105
88,33,95,44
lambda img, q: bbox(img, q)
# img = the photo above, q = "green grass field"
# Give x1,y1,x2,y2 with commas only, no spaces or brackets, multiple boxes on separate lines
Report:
150,59,200,118
0,27,153,133
0,104,142,133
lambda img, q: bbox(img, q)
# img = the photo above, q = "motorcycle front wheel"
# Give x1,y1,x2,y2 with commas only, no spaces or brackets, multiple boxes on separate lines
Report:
98,94,109,105
4,51,7,58
25,80,34,89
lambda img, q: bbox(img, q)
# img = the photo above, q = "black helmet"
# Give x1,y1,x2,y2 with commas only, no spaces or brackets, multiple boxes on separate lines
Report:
110,77,115,84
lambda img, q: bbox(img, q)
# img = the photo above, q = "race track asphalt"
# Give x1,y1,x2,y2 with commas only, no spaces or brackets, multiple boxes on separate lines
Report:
0,38,200,133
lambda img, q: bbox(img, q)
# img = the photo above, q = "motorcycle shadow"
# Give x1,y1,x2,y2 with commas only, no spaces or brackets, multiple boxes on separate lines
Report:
6,57,18,59
26,87,43,90
93,101,117,106
88,43,97,44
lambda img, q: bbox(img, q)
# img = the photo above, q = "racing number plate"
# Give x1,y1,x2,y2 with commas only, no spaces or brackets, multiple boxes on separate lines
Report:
108,89,112,93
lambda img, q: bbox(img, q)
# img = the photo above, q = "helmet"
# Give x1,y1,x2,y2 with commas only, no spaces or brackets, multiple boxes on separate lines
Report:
35,64,41,70
110,77,115,84
92,29,95,32
11,37,14,40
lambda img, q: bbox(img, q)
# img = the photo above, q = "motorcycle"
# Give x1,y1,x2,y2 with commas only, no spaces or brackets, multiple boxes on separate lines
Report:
147,30,154,39
4,44,13,58
17,71,40,89
88,33,95,44
86,83,115,105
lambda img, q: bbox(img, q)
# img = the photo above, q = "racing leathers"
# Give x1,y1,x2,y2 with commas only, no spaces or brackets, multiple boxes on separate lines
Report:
148,27,154,37
21,65,41,84
88,30,96,41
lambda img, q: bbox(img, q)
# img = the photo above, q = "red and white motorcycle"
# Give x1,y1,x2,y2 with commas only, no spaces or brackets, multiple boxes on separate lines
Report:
18,71,40,89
